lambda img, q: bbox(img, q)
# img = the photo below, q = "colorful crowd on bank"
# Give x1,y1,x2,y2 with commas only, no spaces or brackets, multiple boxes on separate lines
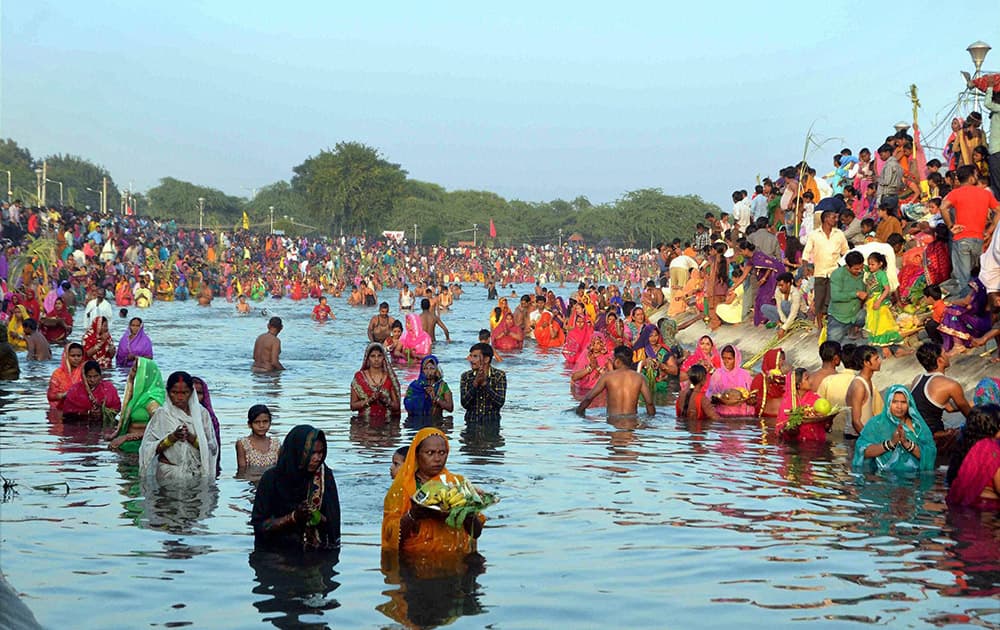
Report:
2,99,1000,574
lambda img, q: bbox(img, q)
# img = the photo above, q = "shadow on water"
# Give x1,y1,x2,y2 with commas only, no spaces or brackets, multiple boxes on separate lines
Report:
249,549,342,629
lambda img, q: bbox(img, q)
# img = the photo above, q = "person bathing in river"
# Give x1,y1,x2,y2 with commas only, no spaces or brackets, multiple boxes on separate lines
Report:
419,298,451,345
368,302,396,343
252,317,285,372
676,364,720,421
575,345,655,417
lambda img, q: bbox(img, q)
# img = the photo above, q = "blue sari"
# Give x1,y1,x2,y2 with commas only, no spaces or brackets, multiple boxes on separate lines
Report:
852,385,937,473
403,355,451,416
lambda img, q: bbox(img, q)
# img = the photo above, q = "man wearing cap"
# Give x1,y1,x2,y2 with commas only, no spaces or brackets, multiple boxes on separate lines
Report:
875,143,904,205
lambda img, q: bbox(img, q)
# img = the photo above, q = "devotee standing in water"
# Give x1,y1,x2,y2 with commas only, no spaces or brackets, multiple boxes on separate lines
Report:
251,425,341,552
84,287,114,331
368,302,396,343
420,298,451,345
576,345,655,417
252,317,285,372
460,343,505,422
910,342,971,454
24,319,51,361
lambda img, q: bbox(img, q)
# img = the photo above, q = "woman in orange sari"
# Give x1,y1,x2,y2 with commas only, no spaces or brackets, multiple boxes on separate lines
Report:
47,343,85,415
381,428,484,578
533,311,565,348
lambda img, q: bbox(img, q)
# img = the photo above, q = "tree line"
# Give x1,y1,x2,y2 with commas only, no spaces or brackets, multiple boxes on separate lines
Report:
1,138,721,246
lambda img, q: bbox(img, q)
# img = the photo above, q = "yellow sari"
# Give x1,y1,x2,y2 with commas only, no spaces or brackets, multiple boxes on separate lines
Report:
381,428,483,578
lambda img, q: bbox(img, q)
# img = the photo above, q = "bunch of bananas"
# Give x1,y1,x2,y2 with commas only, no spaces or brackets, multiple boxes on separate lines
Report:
415,480,469,510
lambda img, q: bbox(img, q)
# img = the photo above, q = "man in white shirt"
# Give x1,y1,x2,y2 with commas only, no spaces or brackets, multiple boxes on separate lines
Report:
84,287,114,331
760,272,805,338
802,208,849,327
669,253,698,290
732,190,752,237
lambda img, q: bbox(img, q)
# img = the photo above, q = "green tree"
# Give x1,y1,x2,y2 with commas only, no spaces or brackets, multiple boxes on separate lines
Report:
291,142,408,234
146,177,244,226
41,154,121,211
0,138,35,202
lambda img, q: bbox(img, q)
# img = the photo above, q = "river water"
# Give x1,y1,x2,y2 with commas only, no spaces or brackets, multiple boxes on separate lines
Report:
1,286,998,629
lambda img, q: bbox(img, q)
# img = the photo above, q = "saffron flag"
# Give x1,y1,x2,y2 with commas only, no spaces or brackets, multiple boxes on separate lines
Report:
489,218,496,238
242,211,249,229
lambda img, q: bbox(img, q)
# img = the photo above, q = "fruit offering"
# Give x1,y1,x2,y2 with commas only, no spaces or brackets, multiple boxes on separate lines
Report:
413,477,499,529
783,403,842,432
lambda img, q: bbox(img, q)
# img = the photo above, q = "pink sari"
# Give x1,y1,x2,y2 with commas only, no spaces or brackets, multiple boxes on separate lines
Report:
706,345,753,417
562,310,594,366
947,439,1000,510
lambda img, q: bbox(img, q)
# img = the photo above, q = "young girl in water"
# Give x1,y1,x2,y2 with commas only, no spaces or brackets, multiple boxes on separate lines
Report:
236,404,281,472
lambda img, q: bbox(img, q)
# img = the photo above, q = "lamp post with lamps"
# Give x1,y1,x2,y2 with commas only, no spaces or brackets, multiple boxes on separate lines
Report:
3,170,11,201
967,40,992,111
473,223,478,247
45,178,63,205
86,187,106,216
269,206,274,234
197,197,206,230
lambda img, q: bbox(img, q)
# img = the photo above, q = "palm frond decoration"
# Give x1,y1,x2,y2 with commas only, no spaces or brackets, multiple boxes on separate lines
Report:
8,237,58,289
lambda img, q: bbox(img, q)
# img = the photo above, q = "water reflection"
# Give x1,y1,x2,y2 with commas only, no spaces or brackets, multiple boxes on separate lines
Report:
141,483,219,536
378,557,485,628
249,549,341,629
349,416,401,449
458,420,504,464
942,509,1000,598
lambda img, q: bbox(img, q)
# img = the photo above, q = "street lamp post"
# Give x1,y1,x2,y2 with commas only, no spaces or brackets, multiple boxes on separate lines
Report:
46,178,63,205
86,187,106,216
413,223,418,244
269,206,274,234
3,170,11,200
35,168,43,206
198,197,205,230
558,228,563,248
967,40,992,110
473,223,478,247
41,160,47,208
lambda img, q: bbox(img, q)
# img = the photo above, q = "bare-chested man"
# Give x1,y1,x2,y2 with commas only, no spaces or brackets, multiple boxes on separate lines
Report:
575,345,655,417
910,342,972,453
367,302,396,343
419,297,450,344
252,316,285,372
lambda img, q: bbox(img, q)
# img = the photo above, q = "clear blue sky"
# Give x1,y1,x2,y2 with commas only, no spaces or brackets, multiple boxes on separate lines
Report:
2,1,997,208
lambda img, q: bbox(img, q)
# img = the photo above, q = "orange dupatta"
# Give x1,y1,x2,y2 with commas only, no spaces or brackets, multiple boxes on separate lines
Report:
381,428,482,577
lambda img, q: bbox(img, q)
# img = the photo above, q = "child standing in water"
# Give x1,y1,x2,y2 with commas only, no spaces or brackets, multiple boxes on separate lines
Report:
389,446,408,479
236,404,281,472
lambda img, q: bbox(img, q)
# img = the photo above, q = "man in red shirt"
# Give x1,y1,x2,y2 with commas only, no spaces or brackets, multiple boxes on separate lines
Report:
941,165,999,297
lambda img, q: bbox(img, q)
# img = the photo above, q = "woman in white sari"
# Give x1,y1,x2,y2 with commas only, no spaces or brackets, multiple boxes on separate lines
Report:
139,371,218,486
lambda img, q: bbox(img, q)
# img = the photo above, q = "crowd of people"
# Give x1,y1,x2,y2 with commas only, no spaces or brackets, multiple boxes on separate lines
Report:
2,96,1000,579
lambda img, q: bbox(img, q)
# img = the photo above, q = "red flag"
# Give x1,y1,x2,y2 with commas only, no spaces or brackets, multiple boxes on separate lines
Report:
489,218,496,238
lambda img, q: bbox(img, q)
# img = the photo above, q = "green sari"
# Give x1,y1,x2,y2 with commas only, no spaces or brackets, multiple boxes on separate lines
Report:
116,357,166,453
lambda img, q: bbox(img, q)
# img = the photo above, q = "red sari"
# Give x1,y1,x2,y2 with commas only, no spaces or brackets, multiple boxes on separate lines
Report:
63,379,122,420
40,302,73,343
924,240,952,286
749,348,786,418
83,317,115,369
